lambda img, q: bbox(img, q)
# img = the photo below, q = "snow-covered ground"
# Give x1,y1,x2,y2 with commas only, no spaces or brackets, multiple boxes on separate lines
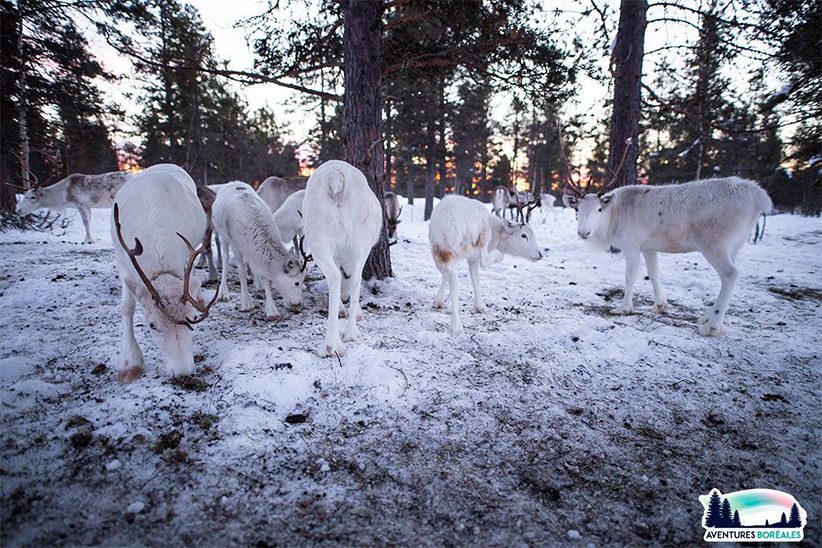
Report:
1,199,820,546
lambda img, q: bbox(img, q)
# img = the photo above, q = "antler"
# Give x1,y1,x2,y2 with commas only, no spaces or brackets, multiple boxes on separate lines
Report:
393,205,403,222
176,231,220,324
293,235,312,272
597,138,633,197
114,204,217,330
557,125,585,197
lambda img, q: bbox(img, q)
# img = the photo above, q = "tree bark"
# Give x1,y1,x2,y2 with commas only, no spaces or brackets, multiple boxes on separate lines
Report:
17,4,30,190
608,0,647,188
406,153,414,204
423,109,436,220
343,0,392,279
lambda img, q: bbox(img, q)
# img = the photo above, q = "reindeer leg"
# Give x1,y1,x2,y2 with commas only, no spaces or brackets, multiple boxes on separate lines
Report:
698,249,738,337
262,278,281,320
614,248,640,315
218,237,231,302
468,258,488,314
78,206,94,244
314,248,346,357
433,268,449,309
440,262,462,334
118,283,144,384
342,262,364,342
236,251,253,311
643,250,668,313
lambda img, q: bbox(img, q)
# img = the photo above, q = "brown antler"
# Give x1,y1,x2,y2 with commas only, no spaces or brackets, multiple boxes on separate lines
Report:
597,138,633,197
114,204,217,330
176,231,220,324
557,125,585,197
293,235,312,272
114,204,191,329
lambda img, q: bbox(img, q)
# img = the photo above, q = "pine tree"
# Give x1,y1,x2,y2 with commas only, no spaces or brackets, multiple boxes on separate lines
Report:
705,490,723,528
733,510,741,527
721,498,733,527
788,503,801,527
780,512,787,526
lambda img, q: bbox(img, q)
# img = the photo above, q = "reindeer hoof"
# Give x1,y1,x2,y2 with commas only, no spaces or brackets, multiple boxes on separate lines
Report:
433,300,447,309
612,305,633,315
342,326,360,342
317,339,346,358
655,302,668,314
338,308,348,318
117,366,143,384
697,313,710,325
473,304,489,314
699,323,726,338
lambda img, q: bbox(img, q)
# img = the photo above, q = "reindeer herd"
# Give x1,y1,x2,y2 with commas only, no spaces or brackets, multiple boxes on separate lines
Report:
13,157,772,383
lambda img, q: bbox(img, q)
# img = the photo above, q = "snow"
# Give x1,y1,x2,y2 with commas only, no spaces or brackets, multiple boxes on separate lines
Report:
1,199,820,546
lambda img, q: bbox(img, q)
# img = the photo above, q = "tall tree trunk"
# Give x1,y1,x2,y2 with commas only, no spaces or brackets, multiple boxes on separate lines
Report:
608,0,647,188
384,99,393,191
480,141,490,202
343,0,392,279
424,109,436,220
17,5,30,190
406,154,414,205
437,88,446,197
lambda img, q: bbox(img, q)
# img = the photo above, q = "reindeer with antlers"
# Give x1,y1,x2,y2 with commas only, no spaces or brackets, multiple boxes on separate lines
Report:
560,130,772,337
15,163,133,244
212,182,311,320
111,164,218,384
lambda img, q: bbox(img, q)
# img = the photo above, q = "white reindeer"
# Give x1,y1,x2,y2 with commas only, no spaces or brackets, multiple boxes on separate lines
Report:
563,176,773,337
384,191,402,242
302,160,382,357
429,196,544,334
491,186,509,218
540,192,558,223
257,175,308,214
111,164,218,384
212,182,310,320
273,189,306,244
18,171,133,244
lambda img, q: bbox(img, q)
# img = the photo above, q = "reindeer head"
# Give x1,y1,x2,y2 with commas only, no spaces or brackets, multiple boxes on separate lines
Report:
114,204,219,376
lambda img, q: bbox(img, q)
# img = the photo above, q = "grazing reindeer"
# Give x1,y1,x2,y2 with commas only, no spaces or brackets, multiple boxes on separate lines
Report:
429,195,543,334
18,171,133,244
212,182,310,320
491,186,509,218
302,160,382,357
511,191,539,223
540,193,558,223
384,191,403,242
257,175,308,214
111,164,218,384
196,186,219,281
561,139,773,336
273,189,306,244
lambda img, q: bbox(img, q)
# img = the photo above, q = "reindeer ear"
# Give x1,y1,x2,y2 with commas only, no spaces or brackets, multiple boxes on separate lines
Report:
503,219,517,233
283,259,297,274
562,194,578,208
600,194,613,206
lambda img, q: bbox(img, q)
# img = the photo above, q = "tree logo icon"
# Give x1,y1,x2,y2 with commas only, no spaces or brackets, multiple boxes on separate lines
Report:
699,488,807,542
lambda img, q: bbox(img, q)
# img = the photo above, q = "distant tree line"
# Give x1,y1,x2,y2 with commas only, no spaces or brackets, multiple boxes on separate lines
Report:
1,0,818,221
